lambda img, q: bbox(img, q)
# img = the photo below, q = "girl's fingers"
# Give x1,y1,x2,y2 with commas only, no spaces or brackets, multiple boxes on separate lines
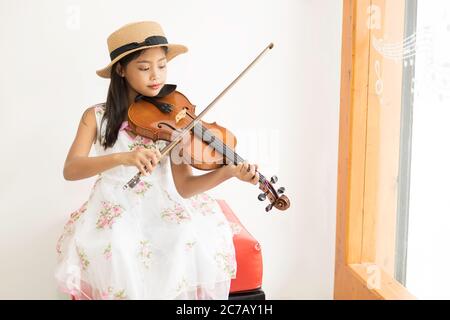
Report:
230,163,239,177
251,172,260,184
253,164,259,183
148,149,161,161
133,147,160,176
245,164,258,182
139,164,148,176
231,161,260,183
148,152,158,166
250,164,256,176
146,160,154,173
140,156,152,174
243,164,255,180
236,162,243,175
240,161,248,174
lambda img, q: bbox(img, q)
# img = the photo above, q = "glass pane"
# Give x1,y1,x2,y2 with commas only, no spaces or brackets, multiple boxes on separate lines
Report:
405,0,450,299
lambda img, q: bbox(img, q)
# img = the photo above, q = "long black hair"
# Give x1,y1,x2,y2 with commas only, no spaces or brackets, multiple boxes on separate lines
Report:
99,46,168,150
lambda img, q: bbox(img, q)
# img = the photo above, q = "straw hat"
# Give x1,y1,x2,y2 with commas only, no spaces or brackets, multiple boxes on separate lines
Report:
96,21,188,78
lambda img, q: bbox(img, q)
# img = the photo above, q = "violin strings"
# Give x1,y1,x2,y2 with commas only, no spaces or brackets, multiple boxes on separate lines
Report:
192,123,266,183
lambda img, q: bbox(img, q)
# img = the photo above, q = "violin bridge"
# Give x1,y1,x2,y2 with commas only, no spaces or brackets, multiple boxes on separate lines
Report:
175,108,187,123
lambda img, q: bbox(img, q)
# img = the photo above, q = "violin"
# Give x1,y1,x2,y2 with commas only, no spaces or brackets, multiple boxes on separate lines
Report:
122,43,290,212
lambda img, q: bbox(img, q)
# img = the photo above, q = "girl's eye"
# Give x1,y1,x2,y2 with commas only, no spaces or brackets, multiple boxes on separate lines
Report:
138,65,165,71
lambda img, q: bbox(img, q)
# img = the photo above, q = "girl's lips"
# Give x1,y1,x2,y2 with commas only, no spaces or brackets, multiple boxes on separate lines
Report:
149,84,161,89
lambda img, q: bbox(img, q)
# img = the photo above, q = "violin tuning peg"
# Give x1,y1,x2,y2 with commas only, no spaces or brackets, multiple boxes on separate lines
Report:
265,203,273,212
270,175,278,184
277,187,285,194
258,193,267,201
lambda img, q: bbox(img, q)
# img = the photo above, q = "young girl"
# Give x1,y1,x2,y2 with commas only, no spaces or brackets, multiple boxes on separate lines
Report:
54,21,260,300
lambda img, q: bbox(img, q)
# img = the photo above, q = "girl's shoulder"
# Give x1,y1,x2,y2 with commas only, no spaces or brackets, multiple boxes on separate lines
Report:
92,102,106,116
87,103,106,144
80,103,105,127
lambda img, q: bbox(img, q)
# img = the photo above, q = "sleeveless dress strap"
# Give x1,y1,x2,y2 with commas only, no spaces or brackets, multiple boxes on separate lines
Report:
93,103,106,144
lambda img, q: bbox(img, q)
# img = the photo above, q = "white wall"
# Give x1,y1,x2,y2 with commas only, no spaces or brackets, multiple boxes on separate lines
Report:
0,0,342,299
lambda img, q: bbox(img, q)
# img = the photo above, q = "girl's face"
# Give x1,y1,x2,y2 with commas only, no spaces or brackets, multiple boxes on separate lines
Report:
119,47,167,97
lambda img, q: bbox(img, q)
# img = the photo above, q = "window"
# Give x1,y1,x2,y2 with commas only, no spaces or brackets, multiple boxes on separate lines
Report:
336,0,450,300
335,0,415,299
403,0,450,299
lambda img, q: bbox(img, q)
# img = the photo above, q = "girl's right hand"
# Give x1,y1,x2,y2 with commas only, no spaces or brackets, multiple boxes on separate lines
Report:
119,146,162,176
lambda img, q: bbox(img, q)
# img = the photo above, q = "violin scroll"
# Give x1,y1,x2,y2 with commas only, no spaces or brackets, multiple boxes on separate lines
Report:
256,173,290,212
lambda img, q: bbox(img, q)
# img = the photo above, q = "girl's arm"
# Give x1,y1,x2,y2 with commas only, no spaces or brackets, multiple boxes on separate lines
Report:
63,107,123,180
170,158,259,199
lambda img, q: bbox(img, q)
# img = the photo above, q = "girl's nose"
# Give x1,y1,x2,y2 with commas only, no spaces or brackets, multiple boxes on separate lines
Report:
149,66,159,81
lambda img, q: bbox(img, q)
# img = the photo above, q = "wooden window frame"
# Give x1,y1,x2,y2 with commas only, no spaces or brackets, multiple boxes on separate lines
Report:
334,0,415,300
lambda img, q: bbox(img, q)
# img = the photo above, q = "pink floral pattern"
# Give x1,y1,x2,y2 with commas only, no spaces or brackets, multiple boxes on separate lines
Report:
103,243,112,260
76,246,90,270
214,251,236,278
139,240,152,269
56,201,88,254
128,136,156,150
189,193,216,215
70,201,88,222
96,201,124,229
174,277,189,295
100,287,127,300
185,240,197,250
160,190,191,224
95,105,105,117
161,205,190,224
133,180,152,196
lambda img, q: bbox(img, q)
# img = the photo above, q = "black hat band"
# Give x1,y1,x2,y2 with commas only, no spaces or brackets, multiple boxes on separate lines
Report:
109,35,168,61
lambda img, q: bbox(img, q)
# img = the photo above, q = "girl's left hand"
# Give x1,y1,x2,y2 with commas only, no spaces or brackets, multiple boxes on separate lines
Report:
223,160,260,185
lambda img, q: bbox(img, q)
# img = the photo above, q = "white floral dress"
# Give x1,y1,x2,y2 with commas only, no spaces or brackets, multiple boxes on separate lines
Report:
55,103,237,300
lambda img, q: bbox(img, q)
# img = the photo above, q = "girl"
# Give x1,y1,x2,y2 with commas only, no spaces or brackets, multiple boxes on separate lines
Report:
54,21,260,300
